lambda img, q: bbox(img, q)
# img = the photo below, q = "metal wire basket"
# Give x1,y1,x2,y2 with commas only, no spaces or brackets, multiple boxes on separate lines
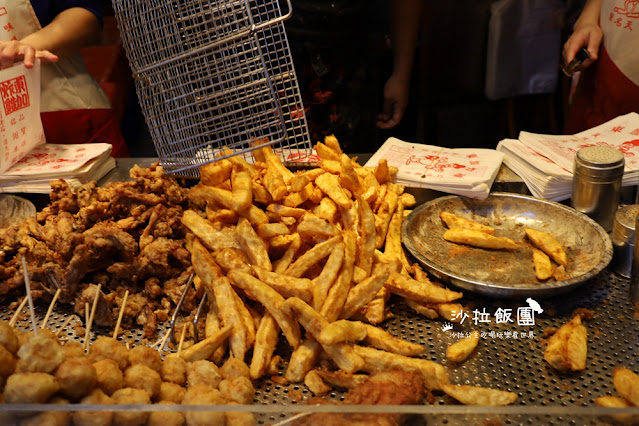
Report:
111,0,312,177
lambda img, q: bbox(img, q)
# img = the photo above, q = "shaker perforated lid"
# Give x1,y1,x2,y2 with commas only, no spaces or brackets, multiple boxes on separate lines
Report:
574,146,625,177
612,204,639,243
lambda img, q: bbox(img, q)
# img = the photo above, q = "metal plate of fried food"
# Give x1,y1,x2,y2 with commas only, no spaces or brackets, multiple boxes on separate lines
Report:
402,193,613,298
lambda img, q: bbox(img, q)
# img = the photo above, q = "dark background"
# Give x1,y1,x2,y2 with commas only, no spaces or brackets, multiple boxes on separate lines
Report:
108,0,585,157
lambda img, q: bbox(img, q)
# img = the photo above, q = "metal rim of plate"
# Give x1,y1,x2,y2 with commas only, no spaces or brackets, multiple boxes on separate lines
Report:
401,192,613,299
0,194,36,228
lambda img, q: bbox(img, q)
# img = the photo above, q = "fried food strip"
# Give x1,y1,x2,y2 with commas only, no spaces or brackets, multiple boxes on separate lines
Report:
261,145,295,182
525,228,567,266
315,141,341,162
374,158,392,184
231,290,256,349
200,159,232,187
263,167,287,201
544,315,587,371
230,170,253,212
446,330,480,362
283,183,313,208
211,276,248,360
439,211,495,234
405,299,439,319
315,172,352,209
273,233,301,274
252,266,313,304
297,213,339,240
249,312,279,380
179,325,233,362
215,248,252,274
386,272,463,304
355,196,376,277
532,248,553,280
197,186,268,225
363,323,426,356
186,234,224,288
443,227,519,250
441,384,518,406
284,297,364,374
285,338,322,383
324,134,343,155
339,153,363,194
318,320,368,346
227,270,301,348
305,370,331,396
286,235,342,278
384,202,407,268
182,210,240,251
314,197,338,223
353,345,449,391
257,222,290,240
614,367,639,406
266,203,306,218
312,241,345,311
375,190,399,248
235,218,272,272
340,271,389,320
321,230,357,322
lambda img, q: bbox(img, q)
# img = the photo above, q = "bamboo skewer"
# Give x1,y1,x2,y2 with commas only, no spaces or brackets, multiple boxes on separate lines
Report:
156,331,171,353
9,297,28,327
84,284,102,351
176,323,187,357
113,290,129,339
22,257,38,336
83,302,90,351
55,315,76,337
41,288,62,329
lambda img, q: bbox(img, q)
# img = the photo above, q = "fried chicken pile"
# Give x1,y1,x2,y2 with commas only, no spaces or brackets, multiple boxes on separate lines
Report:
0,164,196,337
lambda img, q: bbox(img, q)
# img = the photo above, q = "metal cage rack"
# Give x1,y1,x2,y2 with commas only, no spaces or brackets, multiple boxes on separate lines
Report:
111,0,312,177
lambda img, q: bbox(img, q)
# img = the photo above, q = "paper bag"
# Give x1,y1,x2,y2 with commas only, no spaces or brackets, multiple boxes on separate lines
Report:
0,60,45,174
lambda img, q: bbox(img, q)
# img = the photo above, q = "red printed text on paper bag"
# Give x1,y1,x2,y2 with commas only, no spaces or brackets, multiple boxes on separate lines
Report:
0,75,29,115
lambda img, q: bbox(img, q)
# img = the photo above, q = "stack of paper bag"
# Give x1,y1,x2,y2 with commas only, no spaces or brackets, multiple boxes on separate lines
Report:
497,112,639,201
0,143,115,193
364,137,504,199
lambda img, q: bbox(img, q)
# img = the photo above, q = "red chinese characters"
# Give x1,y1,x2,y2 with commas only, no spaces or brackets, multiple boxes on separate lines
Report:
0,75,30,115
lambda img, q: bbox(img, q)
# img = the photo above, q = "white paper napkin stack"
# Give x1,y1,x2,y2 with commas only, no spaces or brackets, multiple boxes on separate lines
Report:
497,112,639,201
364,137,504,199
0,143,115,193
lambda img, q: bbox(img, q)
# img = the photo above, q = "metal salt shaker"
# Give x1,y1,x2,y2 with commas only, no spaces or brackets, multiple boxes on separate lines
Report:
630,210,639,305
571,146,625,232
611,205,639,278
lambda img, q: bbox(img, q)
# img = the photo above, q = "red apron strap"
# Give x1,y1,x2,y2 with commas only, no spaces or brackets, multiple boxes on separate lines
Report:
40,109,130,158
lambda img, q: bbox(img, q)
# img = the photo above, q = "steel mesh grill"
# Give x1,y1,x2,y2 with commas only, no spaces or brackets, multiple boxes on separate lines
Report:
3,268,637,425
111,0,312,177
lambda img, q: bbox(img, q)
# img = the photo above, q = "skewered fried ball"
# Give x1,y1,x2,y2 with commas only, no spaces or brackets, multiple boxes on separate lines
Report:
182,384,226,426
111,387,151,426
129,344,163,373
62,341,85,359
219,376,255,404
124,363,162,399
72,388,114,426
187,359,222,388
55,356,98,400
0,320,19,355
158,381,186,404
91,336,129,370
161,355,187,386
93,358,124,396
16,333,65,373
5,372,60,403
19,396,71,426
147,401,185,426
0,344,16,378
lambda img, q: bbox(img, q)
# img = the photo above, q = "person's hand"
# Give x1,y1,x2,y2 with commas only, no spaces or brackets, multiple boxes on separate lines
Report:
377,72,411,129
0,40,58,69
562,23,603,72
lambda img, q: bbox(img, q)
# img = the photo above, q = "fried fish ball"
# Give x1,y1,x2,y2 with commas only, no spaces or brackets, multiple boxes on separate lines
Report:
129,344,163,373
225,403,257,426
182,384,226,426
0,344,16,377
187,359,222,388
124,364,161,399
158,381,186,404
161,355,187,386
55,356,98,400
63,341,86,359
0,320,18,355
111,387,151,426
147,401,185,426
220,357,251,380
91,336,129,371
93,358,124,396
16,333,65,373
72,388,114,426
5,372,60,403
218,376,255,404
19,396,71,426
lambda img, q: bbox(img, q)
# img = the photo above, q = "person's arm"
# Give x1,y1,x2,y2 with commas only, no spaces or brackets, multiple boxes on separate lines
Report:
377,0,424,130
0,7,101,69
562,0,603,70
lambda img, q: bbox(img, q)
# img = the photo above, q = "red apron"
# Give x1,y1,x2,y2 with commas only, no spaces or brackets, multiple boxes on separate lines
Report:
0,0,129,157
565,0,639,134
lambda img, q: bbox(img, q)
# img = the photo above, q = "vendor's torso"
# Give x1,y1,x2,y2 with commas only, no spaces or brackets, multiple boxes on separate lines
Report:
601,0,639,86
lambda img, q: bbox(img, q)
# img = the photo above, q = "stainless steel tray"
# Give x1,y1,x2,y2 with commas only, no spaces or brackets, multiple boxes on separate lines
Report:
402,193,613,298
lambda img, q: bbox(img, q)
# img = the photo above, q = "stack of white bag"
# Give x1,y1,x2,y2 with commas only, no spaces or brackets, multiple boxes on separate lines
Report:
0,143,115,193
497,112,639,201
364,137,504,200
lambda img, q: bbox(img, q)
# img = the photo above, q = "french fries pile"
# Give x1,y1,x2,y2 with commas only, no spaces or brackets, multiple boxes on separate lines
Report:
179,136,521,404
